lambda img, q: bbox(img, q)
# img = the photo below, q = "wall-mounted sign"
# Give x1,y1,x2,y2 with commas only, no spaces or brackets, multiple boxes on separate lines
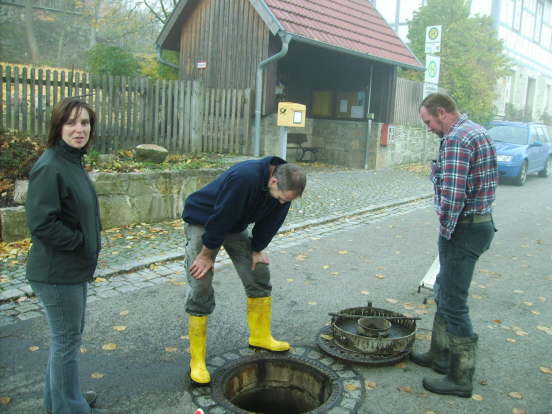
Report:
196,61,207,69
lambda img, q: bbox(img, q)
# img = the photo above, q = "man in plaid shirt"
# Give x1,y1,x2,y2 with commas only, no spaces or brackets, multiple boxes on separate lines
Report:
411,93,498,398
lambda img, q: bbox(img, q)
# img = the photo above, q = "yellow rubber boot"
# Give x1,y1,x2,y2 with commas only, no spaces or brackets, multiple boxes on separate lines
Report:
247,297,290,352
188,315,210,385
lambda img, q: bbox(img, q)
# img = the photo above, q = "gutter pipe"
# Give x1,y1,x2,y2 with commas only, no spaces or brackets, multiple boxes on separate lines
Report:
156,44,179,70
254,31,291,157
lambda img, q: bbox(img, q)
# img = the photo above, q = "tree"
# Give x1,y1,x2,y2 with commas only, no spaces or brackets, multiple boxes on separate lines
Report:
142,0,177,24
403,0,511,123
87,44,140,77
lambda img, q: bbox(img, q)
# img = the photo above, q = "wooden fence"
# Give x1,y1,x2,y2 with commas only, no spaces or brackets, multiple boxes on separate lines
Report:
393,77,447,126
0,65,252,154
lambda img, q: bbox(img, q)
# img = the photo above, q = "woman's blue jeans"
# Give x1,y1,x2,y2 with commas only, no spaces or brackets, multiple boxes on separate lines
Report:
434,220,495,338
30,281,91,414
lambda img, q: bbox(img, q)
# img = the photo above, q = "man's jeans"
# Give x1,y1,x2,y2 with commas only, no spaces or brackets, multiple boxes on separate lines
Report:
184,224,272,315
30,281,90,414
434,221,495,338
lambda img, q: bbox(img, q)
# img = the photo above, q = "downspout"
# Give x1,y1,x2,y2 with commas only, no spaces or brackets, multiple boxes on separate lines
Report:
254,31,291,157
363,64,374,169
156,44,179,70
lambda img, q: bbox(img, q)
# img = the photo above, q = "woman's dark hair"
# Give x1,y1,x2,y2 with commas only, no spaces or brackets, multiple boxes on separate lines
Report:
47,97,96,149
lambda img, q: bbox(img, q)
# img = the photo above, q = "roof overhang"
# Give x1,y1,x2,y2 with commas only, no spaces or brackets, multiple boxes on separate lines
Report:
156,0,199,51
284,32,424,72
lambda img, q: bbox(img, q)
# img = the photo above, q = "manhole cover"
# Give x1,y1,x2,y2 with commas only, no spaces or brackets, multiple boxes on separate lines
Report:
191,347,364,414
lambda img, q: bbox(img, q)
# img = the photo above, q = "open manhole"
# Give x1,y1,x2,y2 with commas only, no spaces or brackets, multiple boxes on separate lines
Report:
191,347,364,414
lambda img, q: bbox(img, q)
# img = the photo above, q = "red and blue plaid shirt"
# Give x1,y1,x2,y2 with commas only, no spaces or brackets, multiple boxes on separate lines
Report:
431,114,498,239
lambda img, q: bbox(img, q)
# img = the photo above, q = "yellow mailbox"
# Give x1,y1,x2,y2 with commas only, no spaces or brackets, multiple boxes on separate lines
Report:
277,102,306,128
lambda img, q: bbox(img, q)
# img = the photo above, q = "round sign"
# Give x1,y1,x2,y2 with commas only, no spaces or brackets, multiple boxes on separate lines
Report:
427,61,438,78
428,27,439,40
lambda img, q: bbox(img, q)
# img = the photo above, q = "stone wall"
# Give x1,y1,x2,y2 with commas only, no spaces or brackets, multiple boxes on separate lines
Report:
0,169,223,243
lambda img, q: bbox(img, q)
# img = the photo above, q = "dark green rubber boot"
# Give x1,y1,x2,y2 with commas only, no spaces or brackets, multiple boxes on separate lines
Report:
410,314,449,374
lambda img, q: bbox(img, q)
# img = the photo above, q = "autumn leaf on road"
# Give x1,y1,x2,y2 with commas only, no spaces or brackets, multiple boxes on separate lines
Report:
472,394,484,401
102,343,118,351
165,347,178,353
119,310,129,316
508,392,523,399
112,326,127,332
0,397,12,405
338,250,348,254
365,381,377,390
398,385,412,393
91,372,105,379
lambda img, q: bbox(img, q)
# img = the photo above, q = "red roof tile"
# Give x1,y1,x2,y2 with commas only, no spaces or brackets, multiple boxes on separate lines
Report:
264,0,422,69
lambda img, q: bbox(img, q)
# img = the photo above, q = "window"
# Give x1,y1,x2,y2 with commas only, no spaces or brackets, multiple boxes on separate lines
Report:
534,0,544,43
513,0,523,31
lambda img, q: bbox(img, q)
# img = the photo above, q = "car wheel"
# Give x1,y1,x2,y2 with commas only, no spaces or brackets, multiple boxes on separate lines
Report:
515,160,528,186
538,157,551,177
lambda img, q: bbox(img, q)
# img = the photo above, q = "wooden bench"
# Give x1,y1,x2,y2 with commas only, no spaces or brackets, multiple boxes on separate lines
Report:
287,133,320,162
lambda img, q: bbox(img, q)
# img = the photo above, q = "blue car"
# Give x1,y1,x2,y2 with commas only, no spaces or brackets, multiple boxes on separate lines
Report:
486,121,552,186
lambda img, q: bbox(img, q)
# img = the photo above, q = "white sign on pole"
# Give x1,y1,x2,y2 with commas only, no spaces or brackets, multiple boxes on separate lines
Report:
424,54,441,85
424,25,442,54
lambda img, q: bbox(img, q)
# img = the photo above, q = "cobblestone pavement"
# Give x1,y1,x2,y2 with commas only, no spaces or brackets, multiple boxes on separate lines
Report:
0,165,433,323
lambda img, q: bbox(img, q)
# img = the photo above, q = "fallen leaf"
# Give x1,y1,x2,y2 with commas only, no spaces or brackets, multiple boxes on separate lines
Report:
180,335,189,340
398,385,412,393
338,250,348,255
375,274,385,279
28,346,39,352
506,338,517,343
102,343,118,351
513,290,524,294
416,334,431,341
330,272,339,276
91,372,105,379
320,334,333,341
385,298,398,304
308,301,317,305
403,303,416,310
480,379,488,385
287,278,294,282
169,280,186,286
165,347,178,353
0,397,12,405
295,254,308,261
322,265,330,269
426,412,436,414
523,302,533,306
531,310,541,315
112,325,127,332
472,294,483,299
538,296,546,302
472,394,484,401
492,320,502,324
508,392,523,399
345,383,359,392
80,347,88,353
365,381,377,390
514,330,528,336
119,310,129,316
95,277,107,283
512,409,526,414
537,326,552,335
361,290,369,295
539,366,552,374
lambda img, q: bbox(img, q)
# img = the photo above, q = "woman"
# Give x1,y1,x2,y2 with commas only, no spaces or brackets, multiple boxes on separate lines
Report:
26,97,107,414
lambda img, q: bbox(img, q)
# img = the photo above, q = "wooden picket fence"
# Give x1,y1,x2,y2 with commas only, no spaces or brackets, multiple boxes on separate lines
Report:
0,65,252,154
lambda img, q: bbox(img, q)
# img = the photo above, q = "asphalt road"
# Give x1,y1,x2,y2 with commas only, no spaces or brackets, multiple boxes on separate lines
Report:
1,173,551,414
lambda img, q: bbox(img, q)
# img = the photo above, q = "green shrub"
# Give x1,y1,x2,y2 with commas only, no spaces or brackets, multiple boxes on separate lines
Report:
0,132,45,181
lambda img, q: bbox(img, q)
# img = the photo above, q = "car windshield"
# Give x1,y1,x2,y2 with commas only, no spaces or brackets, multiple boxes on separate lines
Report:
487,125,528,145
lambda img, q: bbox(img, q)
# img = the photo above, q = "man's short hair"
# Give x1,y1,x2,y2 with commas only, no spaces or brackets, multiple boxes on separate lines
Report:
420,93,458,117
275,163,306,196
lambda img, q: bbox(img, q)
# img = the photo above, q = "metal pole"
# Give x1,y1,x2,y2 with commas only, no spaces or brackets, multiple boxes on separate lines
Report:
279,126,288,159
364,65,374,170
254,32,291,157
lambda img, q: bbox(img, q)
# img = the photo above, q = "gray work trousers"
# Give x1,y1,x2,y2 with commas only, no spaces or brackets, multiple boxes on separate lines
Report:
184,224,272,315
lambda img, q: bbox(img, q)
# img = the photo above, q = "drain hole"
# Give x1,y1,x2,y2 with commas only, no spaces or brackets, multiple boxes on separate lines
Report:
223,358,333,414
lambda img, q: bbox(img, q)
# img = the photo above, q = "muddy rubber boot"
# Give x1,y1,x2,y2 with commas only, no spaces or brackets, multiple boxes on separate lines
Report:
422,334,478,398
410,314,449,374
188,315,211,385
247,297,290,352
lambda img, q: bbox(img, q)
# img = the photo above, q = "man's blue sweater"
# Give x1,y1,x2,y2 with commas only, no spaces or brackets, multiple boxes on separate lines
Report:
182,156,290,252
